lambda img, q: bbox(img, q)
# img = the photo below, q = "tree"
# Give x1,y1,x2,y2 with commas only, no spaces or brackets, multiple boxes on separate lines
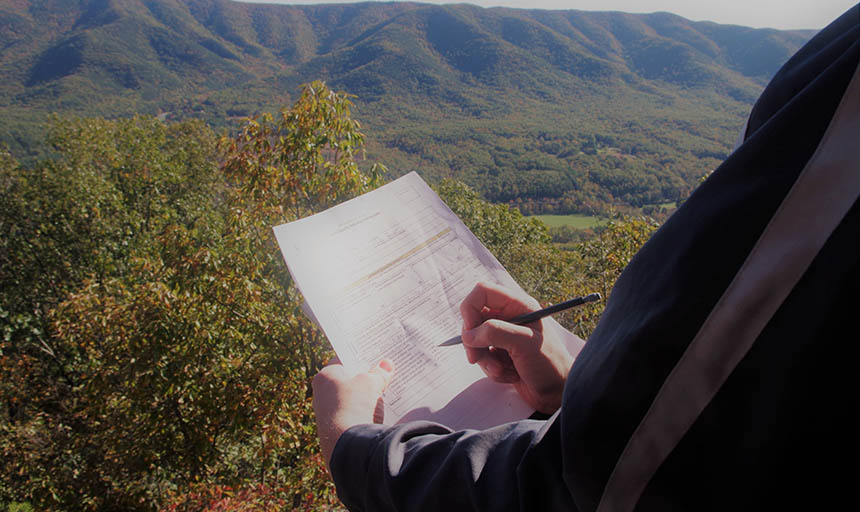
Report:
435,181,660,338
1,82,382,510
579,215,659,300
1,116,226,509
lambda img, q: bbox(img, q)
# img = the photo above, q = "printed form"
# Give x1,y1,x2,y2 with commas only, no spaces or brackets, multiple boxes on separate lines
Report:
275,172,551,429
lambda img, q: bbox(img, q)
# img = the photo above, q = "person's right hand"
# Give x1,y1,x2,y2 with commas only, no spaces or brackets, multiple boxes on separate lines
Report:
460,282,574,414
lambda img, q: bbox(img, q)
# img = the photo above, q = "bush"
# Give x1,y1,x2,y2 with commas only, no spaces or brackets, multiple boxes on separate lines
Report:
1,82,377,510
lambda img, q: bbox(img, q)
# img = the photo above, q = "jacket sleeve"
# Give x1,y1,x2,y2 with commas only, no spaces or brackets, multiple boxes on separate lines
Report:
330,413,577,511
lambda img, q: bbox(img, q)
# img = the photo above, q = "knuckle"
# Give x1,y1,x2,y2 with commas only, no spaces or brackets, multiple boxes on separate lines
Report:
483,318,508,333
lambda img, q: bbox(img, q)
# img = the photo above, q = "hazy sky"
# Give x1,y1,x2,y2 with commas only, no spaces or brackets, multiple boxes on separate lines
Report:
238,0,857,30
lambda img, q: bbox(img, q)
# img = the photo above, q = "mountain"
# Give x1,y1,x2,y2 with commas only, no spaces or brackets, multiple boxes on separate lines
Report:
0,0,813,213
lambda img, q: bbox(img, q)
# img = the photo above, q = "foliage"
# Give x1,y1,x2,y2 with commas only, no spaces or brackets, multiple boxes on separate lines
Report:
579,215,661,299
435,180,655,339
220,81,383,219
0,82,377,510
1,115,226,509
4,503,33,512
162,483,338,512
1,1,811,212
1,78,659,510
434,179,550,249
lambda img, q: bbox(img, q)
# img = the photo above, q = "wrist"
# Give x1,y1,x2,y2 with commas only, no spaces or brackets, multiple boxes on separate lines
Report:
320,411,374,467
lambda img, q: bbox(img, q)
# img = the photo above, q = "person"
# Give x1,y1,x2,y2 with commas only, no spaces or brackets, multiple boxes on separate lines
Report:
312,5,860,510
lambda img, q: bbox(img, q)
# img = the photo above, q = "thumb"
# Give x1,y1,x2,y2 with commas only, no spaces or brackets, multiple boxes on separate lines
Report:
367,358,395,392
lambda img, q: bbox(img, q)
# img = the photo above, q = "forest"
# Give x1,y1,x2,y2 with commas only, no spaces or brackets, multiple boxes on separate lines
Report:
1,0,811,217
0,82,658,511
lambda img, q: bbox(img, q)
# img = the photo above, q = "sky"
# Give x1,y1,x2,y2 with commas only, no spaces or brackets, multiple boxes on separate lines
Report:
238,0,858,30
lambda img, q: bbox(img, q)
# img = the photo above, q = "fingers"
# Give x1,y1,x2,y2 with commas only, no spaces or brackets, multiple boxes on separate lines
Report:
465,345,483,364
462,318,541,354
463,321,536,383
460,282,540,330
461,309,542,385
476,348,520,383
313,358,394,397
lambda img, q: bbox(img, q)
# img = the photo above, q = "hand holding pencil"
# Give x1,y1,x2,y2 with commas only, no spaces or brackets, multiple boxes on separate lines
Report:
439,292,600,346
454,282,599,414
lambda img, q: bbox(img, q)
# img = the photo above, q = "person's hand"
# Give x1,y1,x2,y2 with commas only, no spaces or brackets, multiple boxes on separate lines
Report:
312,358,394,468
460,282,574,414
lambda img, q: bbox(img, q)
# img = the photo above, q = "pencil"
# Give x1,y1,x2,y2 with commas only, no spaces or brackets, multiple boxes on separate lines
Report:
438,292,601,347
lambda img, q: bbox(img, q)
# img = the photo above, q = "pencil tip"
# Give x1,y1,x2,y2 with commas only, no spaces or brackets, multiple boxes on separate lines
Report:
439,335,462,347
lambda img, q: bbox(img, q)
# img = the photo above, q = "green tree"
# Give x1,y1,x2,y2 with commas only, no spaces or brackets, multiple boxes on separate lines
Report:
435,181,660,337
579,215,659,299
1,82,382,510
1,116,225,509
434,178,550,253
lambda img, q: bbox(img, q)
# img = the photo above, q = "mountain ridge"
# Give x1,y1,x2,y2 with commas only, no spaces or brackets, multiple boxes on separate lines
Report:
0,0,814,213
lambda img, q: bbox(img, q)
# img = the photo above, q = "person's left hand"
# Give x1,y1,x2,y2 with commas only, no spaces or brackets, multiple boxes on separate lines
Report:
312,359,394,468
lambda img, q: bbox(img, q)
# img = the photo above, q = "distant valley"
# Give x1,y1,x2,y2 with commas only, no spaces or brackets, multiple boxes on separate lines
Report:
0,0,813,213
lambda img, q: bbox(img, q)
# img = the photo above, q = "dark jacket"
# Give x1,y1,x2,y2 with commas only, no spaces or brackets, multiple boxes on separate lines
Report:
331,5,860,510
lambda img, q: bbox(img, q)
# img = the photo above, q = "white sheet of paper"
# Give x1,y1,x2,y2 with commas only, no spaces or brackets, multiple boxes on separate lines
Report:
274,172,577,430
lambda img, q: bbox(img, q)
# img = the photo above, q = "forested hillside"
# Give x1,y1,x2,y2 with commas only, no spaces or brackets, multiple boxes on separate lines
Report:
0,0,812,213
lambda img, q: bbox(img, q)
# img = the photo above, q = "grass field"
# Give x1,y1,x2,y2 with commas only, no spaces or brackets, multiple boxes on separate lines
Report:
530,214,607,229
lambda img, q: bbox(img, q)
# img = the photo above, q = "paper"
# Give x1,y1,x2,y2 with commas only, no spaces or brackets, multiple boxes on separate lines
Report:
274,172,572,430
